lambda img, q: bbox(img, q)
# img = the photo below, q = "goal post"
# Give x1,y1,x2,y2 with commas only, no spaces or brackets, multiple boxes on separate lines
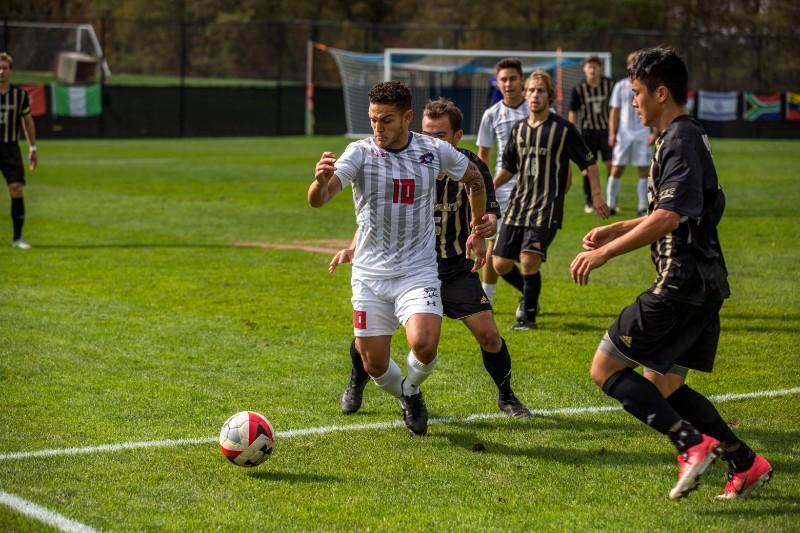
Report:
312,44,611,137
0,21,110,77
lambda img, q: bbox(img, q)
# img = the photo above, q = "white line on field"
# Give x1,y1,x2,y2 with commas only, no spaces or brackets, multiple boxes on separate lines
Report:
0,386,797,533
1,386,797,462
0,490,97,533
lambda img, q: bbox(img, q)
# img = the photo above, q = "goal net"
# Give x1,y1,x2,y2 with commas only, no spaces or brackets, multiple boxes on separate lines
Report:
320,46,611,137
0,21,110,76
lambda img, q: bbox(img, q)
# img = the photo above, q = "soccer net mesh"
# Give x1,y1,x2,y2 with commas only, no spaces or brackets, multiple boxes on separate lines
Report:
322,46,610,137
0,21,110,75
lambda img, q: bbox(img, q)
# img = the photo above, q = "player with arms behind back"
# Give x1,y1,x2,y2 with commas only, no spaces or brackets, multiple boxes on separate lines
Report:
493,70,608,330
333,98,533,419
309,81,487,437
570,47,772,500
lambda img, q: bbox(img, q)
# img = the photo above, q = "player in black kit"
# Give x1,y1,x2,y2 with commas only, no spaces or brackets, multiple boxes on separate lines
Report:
332,98,533,421
493,70,608,330
570,47,772,500
0,52,38,248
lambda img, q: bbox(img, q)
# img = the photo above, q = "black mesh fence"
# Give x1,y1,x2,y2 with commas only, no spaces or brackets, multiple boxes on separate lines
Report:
2,17,798,137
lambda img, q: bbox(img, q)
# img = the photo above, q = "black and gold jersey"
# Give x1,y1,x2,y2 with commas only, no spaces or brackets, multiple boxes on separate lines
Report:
0,84,31,143
501,114,595,229
647,115,730,304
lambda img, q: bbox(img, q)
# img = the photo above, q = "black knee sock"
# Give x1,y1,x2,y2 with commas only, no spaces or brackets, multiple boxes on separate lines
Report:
349,339,369,383
11,197,25,241
481,338,512,397
602,368,701,451
521,272,541,320
500,265,524,293
667,384,754,470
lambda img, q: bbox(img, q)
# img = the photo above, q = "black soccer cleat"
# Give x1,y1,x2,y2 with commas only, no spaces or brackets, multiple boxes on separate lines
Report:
510,318,537,331
399,390,429,437
498,391,534,418
340,372,369,415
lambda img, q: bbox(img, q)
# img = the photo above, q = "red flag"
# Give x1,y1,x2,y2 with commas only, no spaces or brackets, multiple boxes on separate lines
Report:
21,85,47,117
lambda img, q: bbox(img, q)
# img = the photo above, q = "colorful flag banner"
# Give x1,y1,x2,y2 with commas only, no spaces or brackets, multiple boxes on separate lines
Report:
687,90,696,115
51,83,102,117
743,92,781,121
21,85,47,117
786,92,800,121
698,91,737,121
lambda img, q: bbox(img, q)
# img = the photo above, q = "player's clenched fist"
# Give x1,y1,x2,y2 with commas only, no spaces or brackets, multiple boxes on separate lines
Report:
315,151,337,184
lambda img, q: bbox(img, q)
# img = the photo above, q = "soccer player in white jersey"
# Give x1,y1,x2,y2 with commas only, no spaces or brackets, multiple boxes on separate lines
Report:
608,51,655,216
476,58,528,308
308,81,488,437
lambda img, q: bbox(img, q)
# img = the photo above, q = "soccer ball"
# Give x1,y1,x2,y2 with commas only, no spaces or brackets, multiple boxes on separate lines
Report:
218,411,275,467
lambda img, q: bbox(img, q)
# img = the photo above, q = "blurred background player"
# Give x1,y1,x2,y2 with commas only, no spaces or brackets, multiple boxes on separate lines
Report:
0,52,37,249
309,81,487,437
570,47,772,500
608,51,654,216
569,55,614,214
494,70,608,330
333,98,532,419
476,58,527,310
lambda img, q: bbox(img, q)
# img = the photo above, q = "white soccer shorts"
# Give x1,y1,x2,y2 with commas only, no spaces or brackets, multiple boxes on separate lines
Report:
612,135,651,167
351,271,443,337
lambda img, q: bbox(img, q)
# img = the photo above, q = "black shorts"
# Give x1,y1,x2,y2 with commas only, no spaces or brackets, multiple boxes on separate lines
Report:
438,256,492,320
0,143,25,185
581,129,612,162
492,223,559,262
606,291,723,374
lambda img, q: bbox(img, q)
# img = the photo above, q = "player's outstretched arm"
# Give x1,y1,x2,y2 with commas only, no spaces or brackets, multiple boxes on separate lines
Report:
329,229,358,273
570,208,679,286
461,161,487,231
308,151,342,207
473,213,497,239
466,233,486,272
585,164,610,219
582,216,646,250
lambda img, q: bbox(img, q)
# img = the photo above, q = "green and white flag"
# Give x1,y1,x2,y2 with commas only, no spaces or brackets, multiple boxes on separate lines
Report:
51,83,102,117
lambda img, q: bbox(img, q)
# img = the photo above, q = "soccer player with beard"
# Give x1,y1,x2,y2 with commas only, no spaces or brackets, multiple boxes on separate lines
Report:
333,98,533,419
570,47,772,500
493,70,608,330
309,82,487,437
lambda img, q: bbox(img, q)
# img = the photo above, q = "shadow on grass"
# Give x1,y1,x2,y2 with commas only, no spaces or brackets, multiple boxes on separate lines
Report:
433,430,666,467
248,470,342,483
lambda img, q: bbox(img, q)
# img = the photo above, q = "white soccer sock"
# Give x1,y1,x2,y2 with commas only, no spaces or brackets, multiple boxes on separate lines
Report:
637,178,648,211
402,350,438,396
482,282,497,305
372,358,403,398
607,176,622,209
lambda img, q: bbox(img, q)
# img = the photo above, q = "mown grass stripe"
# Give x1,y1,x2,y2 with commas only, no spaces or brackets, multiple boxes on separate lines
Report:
1,386,797,462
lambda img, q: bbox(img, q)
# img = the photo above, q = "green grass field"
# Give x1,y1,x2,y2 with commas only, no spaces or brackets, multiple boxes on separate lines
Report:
0,137,798,531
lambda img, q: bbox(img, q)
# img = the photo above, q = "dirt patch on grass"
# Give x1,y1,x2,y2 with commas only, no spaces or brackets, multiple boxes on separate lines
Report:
235,239,350,255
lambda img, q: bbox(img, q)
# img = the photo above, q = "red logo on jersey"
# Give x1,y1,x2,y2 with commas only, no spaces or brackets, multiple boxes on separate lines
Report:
354,310,366,329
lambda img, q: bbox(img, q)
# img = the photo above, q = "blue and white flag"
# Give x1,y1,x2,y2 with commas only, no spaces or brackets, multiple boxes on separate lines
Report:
698,91,738,121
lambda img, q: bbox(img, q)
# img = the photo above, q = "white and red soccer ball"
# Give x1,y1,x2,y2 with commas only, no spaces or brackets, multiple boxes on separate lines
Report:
218,411,275,467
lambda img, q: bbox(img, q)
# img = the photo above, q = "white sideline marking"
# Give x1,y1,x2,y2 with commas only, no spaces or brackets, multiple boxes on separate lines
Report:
0,490,97,533
1,386,797,462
